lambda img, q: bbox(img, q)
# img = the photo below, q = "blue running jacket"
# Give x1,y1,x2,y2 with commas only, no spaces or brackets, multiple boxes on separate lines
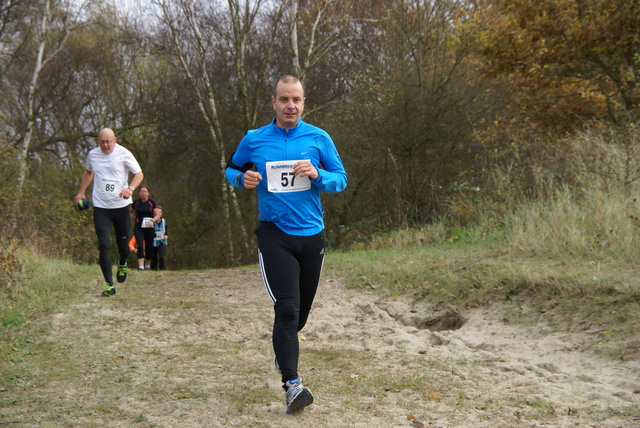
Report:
226,118,348,236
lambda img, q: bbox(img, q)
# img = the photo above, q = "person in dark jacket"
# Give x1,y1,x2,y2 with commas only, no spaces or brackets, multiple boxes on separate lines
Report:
131,185,157,270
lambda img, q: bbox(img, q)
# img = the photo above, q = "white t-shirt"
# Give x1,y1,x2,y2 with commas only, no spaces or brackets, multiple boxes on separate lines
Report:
86,144,142,209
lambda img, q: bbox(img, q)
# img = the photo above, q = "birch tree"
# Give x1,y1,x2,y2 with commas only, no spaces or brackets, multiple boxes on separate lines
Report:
285,0,352,85
9,0,72,234
159,0,249,262
227,0,283,130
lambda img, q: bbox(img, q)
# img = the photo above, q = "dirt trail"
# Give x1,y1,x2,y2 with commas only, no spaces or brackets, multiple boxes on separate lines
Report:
14,268,640,427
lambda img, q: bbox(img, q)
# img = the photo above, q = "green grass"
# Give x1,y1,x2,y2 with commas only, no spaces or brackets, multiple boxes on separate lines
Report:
1,251,96,327
3,186,640,361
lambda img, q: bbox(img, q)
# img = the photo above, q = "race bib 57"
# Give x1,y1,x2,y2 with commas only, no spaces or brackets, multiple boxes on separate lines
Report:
266,160,311,193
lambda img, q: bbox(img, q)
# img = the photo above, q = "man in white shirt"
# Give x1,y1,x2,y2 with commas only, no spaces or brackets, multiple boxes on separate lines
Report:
74,128,144,296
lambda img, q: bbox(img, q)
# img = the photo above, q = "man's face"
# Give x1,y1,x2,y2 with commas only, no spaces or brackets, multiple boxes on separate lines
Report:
97,132,117,154
272,81,305,129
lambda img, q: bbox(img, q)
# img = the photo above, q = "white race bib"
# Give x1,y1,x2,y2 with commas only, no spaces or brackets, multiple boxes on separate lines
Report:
266,160,311,193
96,176,121,195
142,217,154,228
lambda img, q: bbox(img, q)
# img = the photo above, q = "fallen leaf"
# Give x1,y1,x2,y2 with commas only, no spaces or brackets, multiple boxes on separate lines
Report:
424,390,441,400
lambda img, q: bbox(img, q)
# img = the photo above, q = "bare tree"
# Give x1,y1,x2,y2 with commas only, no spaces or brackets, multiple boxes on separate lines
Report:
286,0,352,84
228,0,277,129
9,0,72,234
159,0,250,262
0,0,26,77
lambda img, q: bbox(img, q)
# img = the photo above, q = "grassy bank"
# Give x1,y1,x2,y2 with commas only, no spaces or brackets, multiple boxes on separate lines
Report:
3,186,640,356
1,217,639,424
326,186,640,360
1,186,639,419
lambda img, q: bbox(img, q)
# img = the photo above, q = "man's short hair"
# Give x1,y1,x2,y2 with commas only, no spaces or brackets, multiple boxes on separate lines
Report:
273,75,303,97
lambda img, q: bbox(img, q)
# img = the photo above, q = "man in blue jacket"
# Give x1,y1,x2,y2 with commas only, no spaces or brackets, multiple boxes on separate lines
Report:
226,75,347,413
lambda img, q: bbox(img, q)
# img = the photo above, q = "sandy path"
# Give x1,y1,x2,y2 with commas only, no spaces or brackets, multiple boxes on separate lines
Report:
11,267,639,427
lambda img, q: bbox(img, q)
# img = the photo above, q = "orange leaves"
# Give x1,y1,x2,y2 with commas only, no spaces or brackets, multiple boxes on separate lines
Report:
471,0,640,128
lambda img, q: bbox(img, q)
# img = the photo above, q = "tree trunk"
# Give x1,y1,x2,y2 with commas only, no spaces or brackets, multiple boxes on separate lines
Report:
163,0,250,263
10,0,51,235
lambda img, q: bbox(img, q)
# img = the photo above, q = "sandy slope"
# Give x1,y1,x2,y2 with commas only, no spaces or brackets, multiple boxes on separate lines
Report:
306,275,639,427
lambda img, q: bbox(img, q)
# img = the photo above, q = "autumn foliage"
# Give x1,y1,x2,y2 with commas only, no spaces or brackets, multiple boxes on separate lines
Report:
1,0,639,266
471,0,640,129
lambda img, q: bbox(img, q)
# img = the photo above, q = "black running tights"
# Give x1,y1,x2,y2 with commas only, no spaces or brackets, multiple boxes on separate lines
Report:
93,206,131,285
256,221,325,384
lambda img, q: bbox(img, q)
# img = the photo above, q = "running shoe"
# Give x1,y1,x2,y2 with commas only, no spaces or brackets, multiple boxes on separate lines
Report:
116,262,127,283
102,282,116,296
138,266,145,271
285,377,313,414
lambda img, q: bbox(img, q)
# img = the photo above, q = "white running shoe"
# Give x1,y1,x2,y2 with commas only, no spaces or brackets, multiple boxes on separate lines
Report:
285,377,313,413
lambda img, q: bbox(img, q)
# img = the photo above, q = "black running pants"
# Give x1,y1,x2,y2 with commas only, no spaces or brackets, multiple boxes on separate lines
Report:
256,221,325,384
134,225,155,260
93,206,131,285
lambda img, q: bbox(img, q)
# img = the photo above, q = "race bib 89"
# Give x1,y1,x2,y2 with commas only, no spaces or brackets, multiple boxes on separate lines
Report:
266,160,311,193
96,176,121,194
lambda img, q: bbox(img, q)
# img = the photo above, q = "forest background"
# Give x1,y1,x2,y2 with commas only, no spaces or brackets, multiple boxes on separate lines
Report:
1,0,639,270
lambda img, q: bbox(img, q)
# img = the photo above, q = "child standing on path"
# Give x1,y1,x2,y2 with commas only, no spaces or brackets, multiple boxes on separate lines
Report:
151,206,168,271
